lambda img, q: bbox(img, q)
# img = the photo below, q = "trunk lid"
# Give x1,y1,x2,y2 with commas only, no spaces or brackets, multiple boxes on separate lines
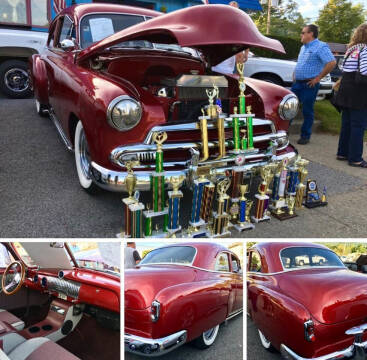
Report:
77,4,285,66
278,268,367,324
125,265,196,310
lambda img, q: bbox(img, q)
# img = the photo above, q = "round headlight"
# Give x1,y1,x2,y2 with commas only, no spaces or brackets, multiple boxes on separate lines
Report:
107,95,142,131
278,94,299,121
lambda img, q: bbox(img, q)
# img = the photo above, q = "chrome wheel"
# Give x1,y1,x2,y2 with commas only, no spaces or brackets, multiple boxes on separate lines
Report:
194,324,220,349
258,329,275,352
78,128,91,180
4,68,29,93
203,328,216,341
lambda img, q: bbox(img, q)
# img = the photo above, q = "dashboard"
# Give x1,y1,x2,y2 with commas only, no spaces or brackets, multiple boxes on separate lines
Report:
24,268,120,313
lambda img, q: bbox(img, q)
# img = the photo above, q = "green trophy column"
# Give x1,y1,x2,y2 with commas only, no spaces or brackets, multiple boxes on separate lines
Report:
232,107,240,151
247,106,254,149
152,132,167,212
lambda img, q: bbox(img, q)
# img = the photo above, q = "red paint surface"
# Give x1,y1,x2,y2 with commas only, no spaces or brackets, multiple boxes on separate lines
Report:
125,242,243,342
247,242,367,358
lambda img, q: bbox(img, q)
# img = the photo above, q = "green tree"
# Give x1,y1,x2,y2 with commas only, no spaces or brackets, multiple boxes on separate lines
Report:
316,0,365,44
251,0,308,39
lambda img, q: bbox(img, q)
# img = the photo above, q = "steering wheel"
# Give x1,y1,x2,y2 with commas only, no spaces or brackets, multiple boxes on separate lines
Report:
1,261,26,296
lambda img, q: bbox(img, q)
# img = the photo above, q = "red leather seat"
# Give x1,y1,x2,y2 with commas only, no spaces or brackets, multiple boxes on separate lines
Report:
0,310,24,331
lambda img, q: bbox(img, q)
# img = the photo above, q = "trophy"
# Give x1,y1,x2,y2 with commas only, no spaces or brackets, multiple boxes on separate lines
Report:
188,166,212,237
234,184,255,232
143,131,169,237
167,176,185,237
211,178,231,237
321,186,328,204
305,180,327,208
287,165,299,196
295,158,309,209
121,160,145,238
270,159,289,217
287,196,296,216
252,165,273,223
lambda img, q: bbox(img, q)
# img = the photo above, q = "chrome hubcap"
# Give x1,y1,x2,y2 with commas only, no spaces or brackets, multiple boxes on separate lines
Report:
4,68,29,92
78,129,91,180
203,327,216,340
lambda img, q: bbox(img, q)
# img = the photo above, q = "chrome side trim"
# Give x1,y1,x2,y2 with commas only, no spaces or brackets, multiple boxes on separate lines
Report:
226,309,243,320
91,151,297,192
125,330,187,357
49,110,73,151
280,344,354,360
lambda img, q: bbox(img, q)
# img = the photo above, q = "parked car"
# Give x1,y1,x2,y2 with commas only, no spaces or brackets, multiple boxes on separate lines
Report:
31,3,299,194
244,52,334,100
247,242,367,359
0,242,120,360
343,255,367,274
125,242,243,356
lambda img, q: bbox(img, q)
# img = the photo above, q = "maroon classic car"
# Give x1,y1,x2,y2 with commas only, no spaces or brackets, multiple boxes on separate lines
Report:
30,3,298,193
247,242,367,360
0,242,120,360
125,242,243,356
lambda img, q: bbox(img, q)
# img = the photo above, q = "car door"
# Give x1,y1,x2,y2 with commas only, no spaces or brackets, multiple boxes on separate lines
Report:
230,254,243,312
43,15,77,131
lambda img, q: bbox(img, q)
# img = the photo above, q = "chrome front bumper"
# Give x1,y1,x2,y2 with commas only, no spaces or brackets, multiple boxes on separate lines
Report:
280,323,367,360
91,150,297,192
125,330,187,357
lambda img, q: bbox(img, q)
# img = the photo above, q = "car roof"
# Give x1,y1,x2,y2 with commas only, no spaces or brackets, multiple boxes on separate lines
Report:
249,242,331,273
154,242,238,270
62,3,161,21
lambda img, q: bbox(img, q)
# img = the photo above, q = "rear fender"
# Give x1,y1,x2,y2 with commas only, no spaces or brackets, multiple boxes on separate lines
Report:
30,54,49,105
154,280,231,341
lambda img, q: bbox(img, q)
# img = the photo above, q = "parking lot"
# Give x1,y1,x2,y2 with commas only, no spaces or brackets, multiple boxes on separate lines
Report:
1,96,366,238
125,314,243,360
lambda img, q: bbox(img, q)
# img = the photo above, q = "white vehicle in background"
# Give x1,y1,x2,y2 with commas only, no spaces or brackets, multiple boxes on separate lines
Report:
0,0,92,98
244,52,333,100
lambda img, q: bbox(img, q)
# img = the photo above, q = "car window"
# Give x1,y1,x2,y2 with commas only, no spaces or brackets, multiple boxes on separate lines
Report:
57,16,74,48
231,254,240,273
0,244,14,268
215,253,230,272
140,246,196,265
31,0,48,27
0,0,27,25
280,247,345,269
80,13,146,49
249,251,261,272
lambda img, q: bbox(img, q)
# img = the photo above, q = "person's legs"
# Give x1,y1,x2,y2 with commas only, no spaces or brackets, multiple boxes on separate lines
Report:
348,108,367,164
300,84,320,140
337,108,351,159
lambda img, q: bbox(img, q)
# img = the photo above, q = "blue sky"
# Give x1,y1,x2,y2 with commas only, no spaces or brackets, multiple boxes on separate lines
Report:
294,0,365,21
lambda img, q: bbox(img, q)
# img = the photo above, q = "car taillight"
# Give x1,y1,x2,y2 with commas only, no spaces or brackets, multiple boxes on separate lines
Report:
151,300,160,322
304,320,316,342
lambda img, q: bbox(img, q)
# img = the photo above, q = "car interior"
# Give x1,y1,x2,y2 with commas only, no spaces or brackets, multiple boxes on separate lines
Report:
0,243,120,360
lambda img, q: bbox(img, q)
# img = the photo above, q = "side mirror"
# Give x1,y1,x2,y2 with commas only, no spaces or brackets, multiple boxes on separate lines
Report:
60,39,75,52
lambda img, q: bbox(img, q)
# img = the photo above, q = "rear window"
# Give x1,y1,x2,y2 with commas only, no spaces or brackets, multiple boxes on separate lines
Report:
140,246,196,265
80,13,146,49
280,247,345,269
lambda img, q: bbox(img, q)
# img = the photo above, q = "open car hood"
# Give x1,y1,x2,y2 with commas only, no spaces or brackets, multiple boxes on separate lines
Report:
77,4,285,66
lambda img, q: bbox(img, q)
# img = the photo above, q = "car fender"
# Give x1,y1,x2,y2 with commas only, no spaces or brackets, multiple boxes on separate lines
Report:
248,284,311,352
153,280,231,341
30,54,49,105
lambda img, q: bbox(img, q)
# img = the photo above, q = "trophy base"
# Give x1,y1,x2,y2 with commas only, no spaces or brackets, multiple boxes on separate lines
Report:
116,232,129,238
144,231,169,238
234,222,255,232
166,226,182,238
189,219,206,228
305,201,328,209
210,230,232,238
186,221,208,238
272,211,298,221
143,209,168,217
251,215,270,223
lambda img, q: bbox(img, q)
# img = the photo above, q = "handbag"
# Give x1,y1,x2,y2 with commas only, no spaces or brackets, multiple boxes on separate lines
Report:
356,45,367,85
329,79,341,112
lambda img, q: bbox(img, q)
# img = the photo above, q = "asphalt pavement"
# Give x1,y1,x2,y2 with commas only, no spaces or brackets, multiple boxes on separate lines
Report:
247,318,282,360
1,96,366,237
125,314,243,360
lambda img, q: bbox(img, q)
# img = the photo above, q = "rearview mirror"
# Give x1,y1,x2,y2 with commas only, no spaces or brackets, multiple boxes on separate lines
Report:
60,39,75,52
50,242,64,248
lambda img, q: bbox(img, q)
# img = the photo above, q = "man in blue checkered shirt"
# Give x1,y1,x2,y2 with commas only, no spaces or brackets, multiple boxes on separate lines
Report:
292,24,336,144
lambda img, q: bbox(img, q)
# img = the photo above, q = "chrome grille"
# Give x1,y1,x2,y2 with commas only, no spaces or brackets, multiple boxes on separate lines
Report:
47,277,81,299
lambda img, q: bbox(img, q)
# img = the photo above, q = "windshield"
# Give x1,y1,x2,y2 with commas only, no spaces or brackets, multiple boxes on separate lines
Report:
70,242,120,276
140,246,196,265
280,247,345,270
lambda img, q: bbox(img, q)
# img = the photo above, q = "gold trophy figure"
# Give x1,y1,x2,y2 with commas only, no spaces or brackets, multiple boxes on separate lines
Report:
295,159,309,209
125,160,140,200
206,87,218,119
287,196,296,216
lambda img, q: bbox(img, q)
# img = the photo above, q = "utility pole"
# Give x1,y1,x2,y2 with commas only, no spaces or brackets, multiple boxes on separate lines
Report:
266,0,271,35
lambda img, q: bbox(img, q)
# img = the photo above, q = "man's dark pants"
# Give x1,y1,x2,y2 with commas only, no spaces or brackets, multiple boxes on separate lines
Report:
291,81,320,140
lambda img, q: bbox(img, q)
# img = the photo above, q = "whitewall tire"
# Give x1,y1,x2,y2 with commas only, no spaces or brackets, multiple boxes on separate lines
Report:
74,120,98,193
194,324,220,349
258,329,275,352
35,99,48,117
